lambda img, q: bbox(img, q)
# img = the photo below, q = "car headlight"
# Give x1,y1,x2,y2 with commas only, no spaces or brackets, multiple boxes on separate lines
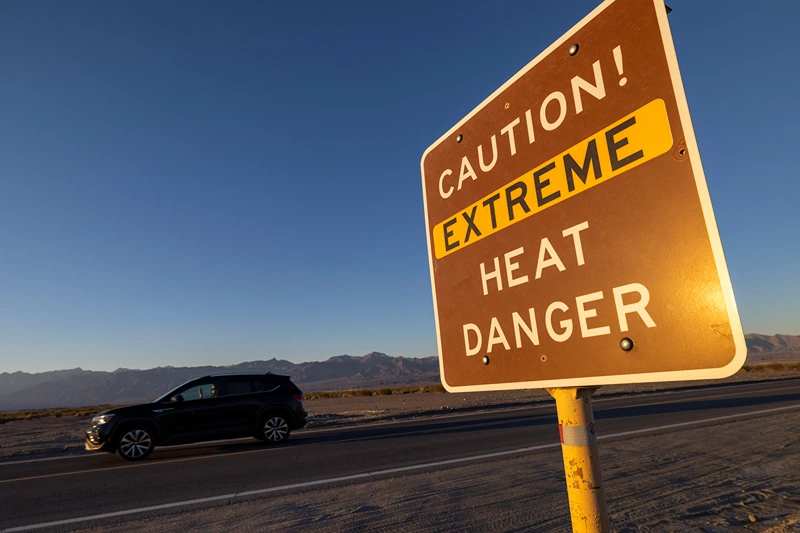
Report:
92,414,115,425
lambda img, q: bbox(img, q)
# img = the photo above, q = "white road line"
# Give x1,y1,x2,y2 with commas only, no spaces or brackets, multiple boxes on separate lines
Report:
1,377,797,467
0,455,90,466
0,406,551,467
3,495,239,532
1,442,563,533
597,403,800,439
0,439,256,467
4,402,799,532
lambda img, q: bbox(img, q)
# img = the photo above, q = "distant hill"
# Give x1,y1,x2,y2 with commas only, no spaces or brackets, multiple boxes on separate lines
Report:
744,334,800,364
744,334,800,353
0,368,106,396
0,352,440,410
1,334,797,411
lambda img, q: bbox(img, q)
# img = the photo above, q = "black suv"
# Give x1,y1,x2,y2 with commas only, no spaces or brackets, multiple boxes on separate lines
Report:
85,372,307,461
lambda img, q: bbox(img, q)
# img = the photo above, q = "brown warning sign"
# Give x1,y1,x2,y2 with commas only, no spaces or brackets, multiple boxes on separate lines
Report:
420,0,746,392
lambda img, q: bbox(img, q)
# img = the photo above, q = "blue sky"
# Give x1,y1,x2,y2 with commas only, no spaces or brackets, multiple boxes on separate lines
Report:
1,0,798,373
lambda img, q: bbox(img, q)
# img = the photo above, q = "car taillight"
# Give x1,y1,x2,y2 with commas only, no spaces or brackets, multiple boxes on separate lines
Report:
293,393,304,403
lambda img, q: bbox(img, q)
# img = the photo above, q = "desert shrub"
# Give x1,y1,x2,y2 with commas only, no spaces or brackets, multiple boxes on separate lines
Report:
303,384,448,399
0,404,127,424
307,391,334,399
742,363,800,373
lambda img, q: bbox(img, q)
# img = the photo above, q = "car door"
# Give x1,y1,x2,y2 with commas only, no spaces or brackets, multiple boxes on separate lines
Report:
215,378,264,434
154,379,226,442
151,398,195,442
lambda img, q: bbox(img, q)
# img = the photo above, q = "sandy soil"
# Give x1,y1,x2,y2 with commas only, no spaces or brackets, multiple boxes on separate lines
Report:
59,405,800,532
0,370,797,463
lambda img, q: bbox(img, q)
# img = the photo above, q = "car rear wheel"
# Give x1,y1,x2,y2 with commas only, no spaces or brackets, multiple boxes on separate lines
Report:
261,415,290,444
116,427,155,461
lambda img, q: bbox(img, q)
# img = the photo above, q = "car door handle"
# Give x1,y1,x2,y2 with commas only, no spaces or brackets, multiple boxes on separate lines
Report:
152,408,174,413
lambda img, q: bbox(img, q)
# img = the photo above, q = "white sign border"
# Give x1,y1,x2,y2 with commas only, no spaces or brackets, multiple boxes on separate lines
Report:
420,0,747,393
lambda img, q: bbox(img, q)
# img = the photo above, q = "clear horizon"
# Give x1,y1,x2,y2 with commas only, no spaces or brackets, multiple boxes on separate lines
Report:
2,0,799,374
3,331,796,375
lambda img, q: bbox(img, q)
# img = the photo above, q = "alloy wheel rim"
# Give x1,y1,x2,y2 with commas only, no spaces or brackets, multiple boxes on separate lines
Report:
120,429,152,458
264,417,288,442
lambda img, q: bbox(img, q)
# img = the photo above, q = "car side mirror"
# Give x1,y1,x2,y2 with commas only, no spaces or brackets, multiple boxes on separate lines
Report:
170,394,184,403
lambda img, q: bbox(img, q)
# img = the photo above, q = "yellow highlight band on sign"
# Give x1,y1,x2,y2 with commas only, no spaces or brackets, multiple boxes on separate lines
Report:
433,98,673,259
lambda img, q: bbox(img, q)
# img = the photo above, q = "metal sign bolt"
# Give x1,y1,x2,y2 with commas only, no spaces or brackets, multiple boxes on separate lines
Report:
456,134,463,143
482,355,490,365
620,338,634,351
568,43,580,56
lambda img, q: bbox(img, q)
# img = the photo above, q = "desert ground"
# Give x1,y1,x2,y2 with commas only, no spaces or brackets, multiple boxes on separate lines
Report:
11,383,799,532
1,370,799,531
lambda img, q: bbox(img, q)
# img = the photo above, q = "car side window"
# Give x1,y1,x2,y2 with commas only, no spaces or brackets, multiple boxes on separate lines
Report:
179,381,218,401
225,380,254,396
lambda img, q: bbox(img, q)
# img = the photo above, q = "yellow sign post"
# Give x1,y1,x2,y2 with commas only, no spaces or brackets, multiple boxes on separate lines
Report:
548,387,609,532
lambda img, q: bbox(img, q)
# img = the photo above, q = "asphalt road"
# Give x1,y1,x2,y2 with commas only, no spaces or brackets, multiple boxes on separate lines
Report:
1,378,799,532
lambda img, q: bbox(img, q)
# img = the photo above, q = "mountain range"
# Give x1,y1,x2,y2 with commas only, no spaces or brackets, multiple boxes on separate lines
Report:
0,353,440,410
1,334,797,411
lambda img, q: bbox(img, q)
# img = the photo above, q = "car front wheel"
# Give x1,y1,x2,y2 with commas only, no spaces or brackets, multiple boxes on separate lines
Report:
262,415,290,444
116,427,155,461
